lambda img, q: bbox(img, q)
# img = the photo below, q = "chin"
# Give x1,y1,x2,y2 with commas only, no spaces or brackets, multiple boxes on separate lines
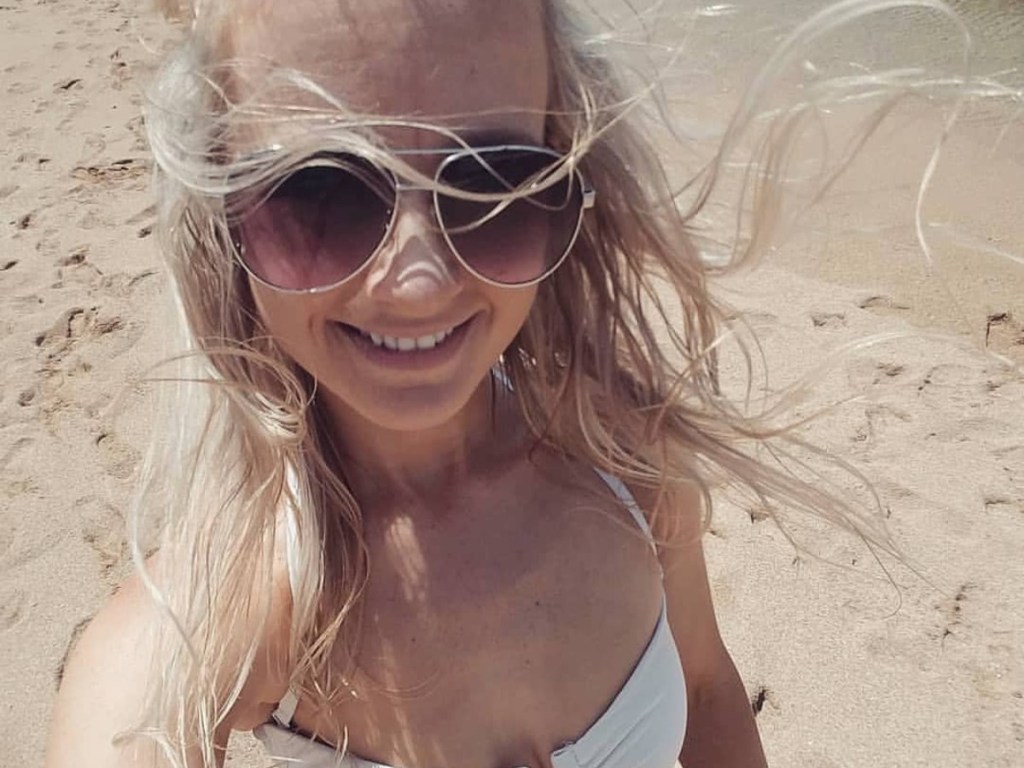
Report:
323,377,489,435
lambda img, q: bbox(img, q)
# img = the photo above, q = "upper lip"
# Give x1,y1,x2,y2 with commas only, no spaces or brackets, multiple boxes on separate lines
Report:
338,317,471,338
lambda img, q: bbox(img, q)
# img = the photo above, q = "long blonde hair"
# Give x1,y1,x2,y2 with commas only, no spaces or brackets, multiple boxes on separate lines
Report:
132,0,977,764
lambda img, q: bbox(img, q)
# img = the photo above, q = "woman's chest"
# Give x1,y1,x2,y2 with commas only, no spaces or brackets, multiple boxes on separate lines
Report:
298,474,665,766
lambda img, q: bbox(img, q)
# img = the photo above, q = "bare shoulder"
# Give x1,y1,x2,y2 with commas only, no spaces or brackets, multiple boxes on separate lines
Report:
631,481,733,685
229,530,295,728
45,551,293,767
45,564,179,767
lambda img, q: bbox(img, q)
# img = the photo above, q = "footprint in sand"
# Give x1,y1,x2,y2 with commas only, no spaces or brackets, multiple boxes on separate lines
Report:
850,403,912,446
93,430,141,481
750,685,780,717
108,49,130,90
32,306,133,424
70,157,148,186
0,524,12,565
6,81,39,96
982,495,1022,515
0,435,62,572
53,77,83,93
931,582,978,644
747,504,772,524
53,246,104,288
725,310,778,341
0,499,57,577
0,589,27,632
95,269,158,299
75,494,128,581
125,204,157,229
984,312,1024,365
0,434,33,471
913,362,983,402
844,356,910,391
35,306,126,367
993,444,1024,480
858,294,911,318
124,115,148,152
57,246,90,268
12,211,34,230
35,227,61,259
76,205,117,231
874,361,905,380
15,386,37,408
810,311,847,329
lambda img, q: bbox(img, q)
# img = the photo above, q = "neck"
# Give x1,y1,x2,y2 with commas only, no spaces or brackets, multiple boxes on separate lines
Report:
322,379,525,508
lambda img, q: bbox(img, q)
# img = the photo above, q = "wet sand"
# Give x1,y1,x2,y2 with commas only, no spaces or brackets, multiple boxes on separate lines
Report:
1,1,1021,766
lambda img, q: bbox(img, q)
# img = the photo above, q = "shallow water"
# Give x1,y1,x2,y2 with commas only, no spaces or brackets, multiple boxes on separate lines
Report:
580,0,1023,345
584,0,1023,95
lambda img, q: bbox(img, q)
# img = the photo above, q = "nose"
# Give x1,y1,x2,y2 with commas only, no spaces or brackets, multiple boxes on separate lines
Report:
363,191,464,309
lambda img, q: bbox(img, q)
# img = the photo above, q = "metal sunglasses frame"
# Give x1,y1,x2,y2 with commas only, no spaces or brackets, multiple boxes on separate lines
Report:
231,143,597,294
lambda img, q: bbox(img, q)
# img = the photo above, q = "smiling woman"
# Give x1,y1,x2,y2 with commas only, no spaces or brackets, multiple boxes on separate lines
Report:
41,0,978,767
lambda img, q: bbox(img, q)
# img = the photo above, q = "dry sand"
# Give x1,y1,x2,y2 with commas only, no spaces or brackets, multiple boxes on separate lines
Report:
1,1,1021,767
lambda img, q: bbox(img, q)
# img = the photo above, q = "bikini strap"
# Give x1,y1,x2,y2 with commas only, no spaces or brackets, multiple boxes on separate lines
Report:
283,505,300,600
273,468,302,730
270,688,299,729
592,467,662,577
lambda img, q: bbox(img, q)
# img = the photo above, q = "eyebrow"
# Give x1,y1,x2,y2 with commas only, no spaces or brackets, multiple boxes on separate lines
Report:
237,129,544,161
231,126,550,169
384,127,544,156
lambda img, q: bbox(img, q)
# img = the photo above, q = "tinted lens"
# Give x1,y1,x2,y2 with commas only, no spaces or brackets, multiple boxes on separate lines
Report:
437,149,583,285
234,155,395,291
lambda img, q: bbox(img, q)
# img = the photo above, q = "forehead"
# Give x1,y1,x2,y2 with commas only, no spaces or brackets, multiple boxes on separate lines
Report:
222,0,550,147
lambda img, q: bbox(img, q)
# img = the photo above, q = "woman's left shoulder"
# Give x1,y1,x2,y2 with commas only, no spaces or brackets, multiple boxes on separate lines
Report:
625,479,706,553
627,481,732,676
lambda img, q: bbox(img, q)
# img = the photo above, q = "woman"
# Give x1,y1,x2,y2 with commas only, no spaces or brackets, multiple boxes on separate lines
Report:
44,0,900,766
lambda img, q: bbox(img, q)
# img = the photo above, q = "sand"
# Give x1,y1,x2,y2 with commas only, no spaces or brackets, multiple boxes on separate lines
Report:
1,1,1021,766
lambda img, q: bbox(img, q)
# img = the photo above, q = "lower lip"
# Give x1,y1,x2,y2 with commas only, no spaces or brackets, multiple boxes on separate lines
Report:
334,317,475,370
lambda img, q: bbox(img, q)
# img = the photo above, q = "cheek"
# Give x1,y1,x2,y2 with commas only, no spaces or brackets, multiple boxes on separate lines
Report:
492,286,539,337
249,283,322,360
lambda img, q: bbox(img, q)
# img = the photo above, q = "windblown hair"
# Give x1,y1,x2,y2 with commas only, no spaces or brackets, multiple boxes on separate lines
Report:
132,0,981,764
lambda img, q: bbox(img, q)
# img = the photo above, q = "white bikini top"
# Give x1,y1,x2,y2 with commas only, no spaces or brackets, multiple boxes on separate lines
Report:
253,468,687,768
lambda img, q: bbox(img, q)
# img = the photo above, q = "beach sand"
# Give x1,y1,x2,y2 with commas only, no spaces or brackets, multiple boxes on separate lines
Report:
1,1,1021,766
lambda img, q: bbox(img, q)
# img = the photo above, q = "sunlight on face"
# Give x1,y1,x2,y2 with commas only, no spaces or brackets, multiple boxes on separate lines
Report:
225,0,551,436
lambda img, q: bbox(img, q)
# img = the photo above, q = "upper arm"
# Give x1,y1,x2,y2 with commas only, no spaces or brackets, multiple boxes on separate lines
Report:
649,484,734,691
44,571,225,768
43,550,292,768
653,487,768,767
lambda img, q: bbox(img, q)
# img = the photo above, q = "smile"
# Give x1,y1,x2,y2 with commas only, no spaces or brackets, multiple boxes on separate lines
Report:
358,326,457,352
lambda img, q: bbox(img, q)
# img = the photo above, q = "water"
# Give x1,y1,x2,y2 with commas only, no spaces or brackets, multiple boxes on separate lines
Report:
578,0,1024,343
580,0,1023,98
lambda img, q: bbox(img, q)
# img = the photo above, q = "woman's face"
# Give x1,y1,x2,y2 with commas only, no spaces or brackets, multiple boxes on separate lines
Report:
227,0,550,434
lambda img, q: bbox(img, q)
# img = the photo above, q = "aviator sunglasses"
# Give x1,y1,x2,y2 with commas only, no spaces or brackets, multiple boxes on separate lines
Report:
229,144,596,293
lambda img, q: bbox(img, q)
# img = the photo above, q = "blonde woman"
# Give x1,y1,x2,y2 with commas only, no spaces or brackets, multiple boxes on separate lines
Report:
43,0,910,766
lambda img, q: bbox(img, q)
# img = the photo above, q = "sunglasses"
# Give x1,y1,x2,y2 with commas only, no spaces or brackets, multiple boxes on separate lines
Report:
228,144,596,293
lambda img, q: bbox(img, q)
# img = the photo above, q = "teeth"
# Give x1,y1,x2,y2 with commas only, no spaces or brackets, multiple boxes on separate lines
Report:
361,326,455,352
413,334,434,350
